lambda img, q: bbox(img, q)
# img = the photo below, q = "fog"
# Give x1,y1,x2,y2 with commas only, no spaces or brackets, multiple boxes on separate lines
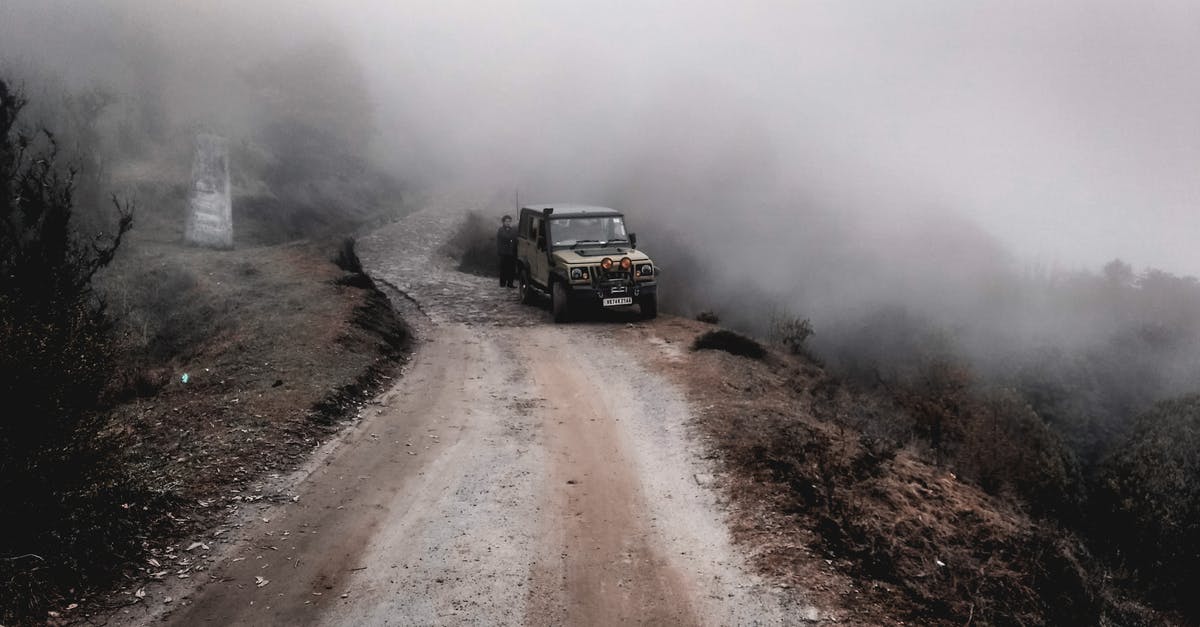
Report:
4,1,1200,424
347,1,1200,274
4,1,1197,268
340,1,1200,358
344,2,1200,370
9,6,1200,616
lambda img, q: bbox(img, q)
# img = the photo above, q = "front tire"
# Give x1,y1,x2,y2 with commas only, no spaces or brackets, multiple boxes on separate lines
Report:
640,293,658,319
551,280,571,323
519,268,535,305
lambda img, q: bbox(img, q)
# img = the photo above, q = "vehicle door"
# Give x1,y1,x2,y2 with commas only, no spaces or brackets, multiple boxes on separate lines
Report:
529,215,548,287
517,212,535,277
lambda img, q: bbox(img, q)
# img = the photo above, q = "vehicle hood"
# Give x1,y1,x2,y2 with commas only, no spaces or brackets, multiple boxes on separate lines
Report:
553,248,652,265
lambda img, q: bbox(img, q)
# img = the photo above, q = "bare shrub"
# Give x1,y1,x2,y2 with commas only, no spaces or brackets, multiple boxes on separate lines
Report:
333,236,364,273
443,210,499,277
695,310,720,324
0,77,166,623
768,309,814,355
332,237,373,288
108,263,225,364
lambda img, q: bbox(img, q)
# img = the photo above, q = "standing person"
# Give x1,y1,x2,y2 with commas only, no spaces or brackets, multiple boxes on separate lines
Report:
496,214,517,287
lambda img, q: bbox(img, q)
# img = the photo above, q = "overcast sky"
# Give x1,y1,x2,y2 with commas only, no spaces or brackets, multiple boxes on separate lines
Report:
344,1,1200,276
3,0,1198,276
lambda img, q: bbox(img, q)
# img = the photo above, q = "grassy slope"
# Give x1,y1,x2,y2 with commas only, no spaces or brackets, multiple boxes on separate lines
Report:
620,317,1166,625
2,202,409,622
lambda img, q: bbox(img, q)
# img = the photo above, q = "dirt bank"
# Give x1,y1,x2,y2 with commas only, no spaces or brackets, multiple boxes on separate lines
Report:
89,237,409,625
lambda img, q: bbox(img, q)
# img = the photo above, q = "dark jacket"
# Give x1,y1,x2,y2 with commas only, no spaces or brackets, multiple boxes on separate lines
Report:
496,225,517,256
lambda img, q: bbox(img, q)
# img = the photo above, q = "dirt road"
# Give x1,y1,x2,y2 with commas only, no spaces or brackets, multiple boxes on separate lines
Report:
149,201,808,626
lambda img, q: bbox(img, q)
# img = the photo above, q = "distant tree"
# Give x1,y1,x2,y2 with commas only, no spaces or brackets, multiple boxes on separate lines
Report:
1103,258,1135,287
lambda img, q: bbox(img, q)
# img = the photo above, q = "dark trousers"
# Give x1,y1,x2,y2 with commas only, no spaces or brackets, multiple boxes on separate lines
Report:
499,255,516,287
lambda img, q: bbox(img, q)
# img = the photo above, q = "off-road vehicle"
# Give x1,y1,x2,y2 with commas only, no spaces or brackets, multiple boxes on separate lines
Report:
515,204,658,322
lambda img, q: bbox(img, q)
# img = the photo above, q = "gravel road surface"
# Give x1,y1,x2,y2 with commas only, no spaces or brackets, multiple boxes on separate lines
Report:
149,198,813,626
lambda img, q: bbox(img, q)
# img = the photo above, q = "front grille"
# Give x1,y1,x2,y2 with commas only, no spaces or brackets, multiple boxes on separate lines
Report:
589,267,631,284
599,270,630,281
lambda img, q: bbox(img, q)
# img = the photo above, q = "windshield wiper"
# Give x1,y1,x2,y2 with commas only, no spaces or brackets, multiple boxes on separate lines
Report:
569,239,603,248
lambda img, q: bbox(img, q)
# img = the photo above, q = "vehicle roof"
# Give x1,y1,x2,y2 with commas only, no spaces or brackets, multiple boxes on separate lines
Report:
521,204,622,217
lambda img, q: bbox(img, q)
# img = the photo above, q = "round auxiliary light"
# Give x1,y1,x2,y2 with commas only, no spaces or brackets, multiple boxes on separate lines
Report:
600,257,613,270
620,257,632,270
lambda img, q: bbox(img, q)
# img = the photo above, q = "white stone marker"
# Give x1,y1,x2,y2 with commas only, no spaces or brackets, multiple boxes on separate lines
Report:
184,133,233,248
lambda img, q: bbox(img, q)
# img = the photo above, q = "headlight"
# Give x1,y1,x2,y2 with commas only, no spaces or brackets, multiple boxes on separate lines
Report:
570,267,583,280
639,264,653,276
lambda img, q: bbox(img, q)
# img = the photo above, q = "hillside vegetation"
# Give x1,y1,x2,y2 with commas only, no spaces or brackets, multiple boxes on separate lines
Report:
626,317,1178,624
0,42,412,621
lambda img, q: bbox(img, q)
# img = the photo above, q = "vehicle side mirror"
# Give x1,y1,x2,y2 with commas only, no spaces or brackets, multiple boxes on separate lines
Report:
629,233,637,248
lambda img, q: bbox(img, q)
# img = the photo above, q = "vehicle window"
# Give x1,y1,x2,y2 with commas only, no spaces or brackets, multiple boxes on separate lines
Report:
550,216,626,247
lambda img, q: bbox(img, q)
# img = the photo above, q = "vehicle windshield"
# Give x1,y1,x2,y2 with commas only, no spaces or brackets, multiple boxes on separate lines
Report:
550,216,627,247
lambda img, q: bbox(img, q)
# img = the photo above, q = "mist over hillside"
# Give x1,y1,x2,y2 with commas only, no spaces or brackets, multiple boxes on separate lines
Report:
5,0,1198,446
0,0,403,242
4,1,1200,618
338,2,1200,436
6,0,1196,295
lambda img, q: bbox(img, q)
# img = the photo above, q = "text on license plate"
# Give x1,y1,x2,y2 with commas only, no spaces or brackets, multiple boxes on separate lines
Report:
602,297,634,307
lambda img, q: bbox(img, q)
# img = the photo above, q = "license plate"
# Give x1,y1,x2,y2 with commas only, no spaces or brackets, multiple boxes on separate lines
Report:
602,297,633,307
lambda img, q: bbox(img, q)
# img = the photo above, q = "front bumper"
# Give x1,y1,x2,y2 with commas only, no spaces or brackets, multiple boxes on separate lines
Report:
568,281,656,304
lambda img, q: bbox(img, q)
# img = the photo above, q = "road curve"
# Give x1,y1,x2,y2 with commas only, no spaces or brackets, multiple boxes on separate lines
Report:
149,199,802,626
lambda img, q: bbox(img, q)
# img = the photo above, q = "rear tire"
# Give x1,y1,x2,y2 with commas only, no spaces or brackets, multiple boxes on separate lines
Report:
552,280,571,323
519,268,535,305
640,293,658,319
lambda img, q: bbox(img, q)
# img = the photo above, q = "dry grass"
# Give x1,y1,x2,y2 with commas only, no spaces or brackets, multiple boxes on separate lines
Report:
620,317,1124,625
1,237,409,623
103,237,409,503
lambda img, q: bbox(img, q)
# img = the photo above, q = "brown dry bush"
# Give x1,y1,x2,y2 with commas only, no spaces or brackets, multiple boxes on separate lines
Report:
957,387,1085,520
710,400,1100,625
866,354,1085,522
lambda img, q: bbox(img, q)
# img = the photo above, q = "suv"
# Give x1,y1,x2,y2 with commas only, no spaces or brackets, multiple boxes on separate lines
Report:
515,204,658,322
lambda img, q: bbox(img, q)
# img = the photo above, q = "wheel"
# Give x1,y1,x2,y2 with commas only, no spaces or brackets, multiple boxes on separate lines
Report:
551,280,571,323
519,268,535,305
640,293,658,319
